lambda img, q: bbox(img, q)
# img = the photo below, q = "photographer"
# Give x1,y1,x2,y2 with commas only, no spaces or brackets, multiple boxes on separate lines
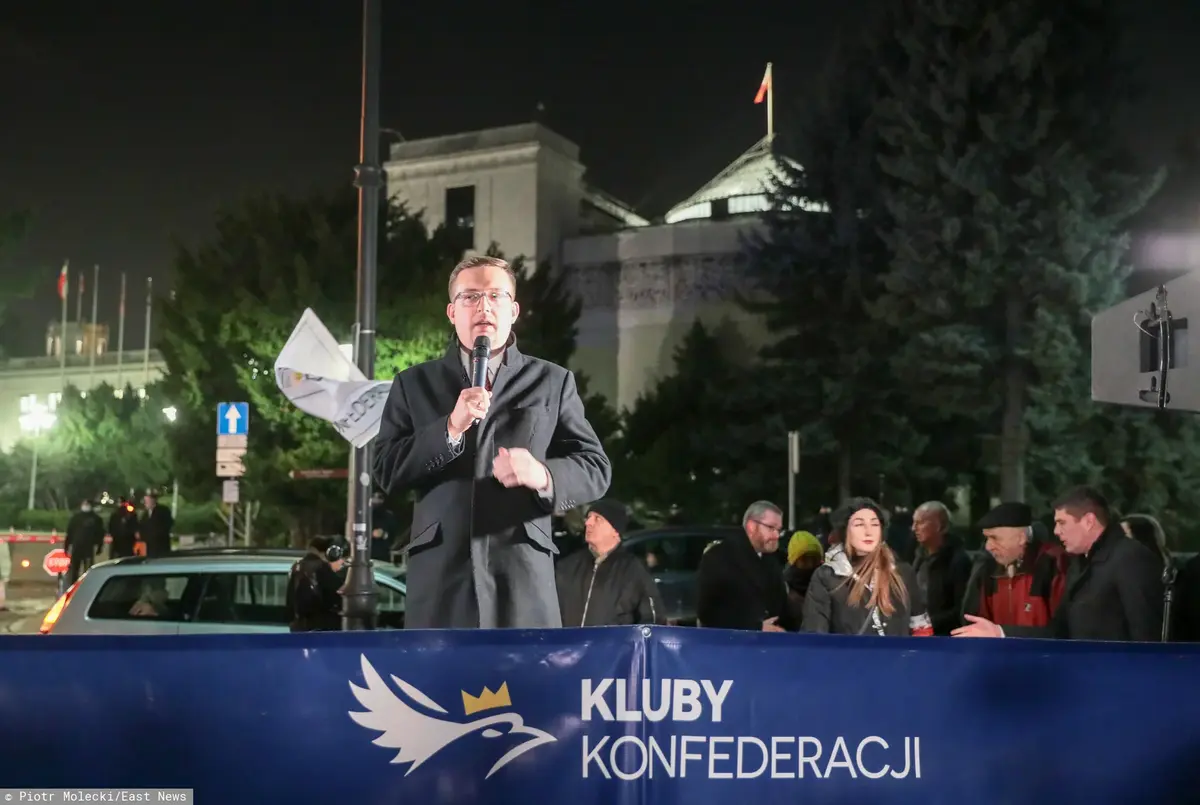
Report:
286,537,345,632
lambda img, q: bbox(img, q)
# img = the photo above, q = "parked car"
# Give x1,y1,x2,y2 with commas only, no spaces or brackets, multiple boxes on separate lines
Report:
39,548,407,635
620,526,744,625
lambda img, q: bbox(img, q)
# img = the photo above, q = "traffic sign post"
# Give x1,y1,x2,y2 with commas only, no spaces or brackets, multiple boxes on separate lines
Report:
217,402,249,436
43,548,70,577
43,548,70,595
216,403,249,547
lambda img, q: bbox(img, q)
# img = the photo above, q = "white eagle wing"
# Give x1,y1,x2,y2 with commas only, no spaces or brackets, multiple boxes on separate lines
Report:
348,654,472,771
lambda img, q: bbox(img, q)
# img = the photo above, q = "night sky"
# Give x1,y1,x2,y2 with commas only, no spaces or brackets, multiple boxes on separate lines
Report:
1,0,1197,357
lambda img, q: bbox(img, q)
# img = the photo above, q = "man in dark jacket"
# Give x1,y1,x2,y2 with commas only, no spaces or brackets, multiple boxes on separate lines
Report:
107,497,139,559
954,487,1163,641
696,500,791,632
65,499,105,583
961,502,1067,631
372,256,611,629
138,489,174,558
556,500,665,627
911,501,973,635
286,537,345,632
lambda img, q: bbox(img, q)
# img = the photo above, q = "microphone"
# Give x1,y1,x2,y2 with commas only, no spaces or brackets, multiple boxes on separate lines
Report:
471,335,491,389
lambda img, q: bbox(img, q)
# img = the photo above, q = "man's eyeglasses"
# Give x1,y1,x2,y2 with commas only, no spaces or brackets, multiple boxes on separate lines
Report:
752,520,783,534
454,290,513,307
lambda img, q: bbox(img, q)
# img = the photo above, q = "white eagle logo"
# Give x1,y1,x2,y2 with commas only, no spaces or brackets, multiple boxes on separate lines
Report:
348,654,558,779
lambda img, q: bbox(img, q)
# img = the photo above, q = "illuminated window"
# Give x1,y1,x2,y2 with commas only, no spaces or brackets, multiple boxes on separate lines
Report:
19,394,37,414
728,194,771,215
137,387,147,399
48,393,62,411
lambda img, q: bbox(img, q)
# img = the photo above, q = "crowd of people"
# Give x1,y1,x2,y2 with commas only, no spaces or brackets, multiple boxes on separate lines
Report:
689,485,1189,642
63,489,175,583
536,485,1193,642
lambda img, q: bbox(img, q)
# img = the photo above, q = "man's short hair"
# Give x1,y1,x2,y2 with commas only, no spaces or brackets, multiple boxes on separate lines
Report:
447,255,518,300
742,500,783,528
1052,486,1110,527
915,500,950,529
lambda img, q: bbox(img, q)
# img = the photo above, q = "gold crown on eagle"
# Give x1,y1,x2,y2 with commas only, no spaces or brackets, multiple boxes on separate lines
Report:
461,682,512,716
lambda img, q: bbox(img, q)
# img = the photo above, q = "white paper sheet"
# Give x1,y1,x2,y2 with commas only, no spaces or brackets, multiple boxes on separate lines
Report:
274,308,391,448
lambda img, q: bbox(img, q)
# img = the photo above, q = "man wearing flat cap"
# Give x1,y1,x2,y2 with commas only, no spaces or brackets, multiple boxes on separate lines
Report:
954,488,1163,641
556,499,666,627
955,501,1067,636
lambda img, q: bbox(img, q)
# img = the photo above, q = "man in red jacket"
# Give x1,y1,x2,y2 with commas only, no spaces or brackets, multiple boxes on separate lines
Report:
957,502,1066,632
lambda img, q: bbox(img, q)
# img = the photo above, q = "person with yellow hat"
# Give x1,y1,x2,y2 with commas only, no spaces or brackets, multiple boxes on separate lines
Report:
783,530,824,626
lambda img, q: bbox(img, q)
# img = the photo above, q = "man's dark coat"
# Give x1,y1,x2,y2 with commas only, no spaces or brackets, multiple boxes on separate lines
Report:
373,340,611,629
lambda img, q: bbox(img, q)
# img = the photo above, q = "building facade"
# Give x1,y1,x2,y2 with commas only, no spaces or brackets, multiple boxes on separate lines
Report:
563,218,769,410
384,124,791,409
46,321,110,360
385,123,647,270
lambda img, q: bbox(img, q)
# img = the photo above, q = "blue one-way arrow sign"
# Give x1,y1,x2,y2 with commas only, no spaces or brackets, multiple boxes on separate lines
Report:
217,402,250,436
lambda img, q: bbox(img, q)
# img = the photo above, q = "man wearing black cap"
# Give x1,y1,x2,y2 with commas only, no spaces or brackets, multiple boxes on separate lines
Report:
955,488,1162,641
555,500,666,627
956,501,1067,635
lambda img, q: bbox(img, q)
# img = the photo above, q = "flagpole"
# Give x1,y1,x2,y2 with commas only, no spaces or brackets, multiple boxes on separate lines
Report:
116,272,127,392
142,276,153,387
754,62,775,144
766,62,774,143
75,271,83,327
58,260,69,393
88,264,99,387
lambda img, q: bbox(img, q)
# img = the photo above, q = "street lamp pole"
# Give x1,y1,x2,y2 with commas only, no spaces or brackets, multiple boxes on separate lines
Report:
27,440,39,510
19,401,57,510
343,0,382,631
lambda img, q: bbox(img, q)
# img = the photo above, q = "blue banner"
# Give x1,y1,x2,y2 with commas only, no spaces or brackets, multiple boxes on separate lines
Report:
1,627,1197,803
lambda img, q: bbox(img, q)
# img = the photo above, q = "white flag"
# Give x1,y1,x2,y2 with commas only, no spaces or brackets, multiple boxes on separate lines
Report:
274,308,391,448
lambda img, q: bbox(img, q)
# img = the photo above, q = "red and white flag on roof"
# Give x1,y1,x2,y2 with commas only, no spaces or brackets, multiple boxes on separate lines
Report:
57,261,68,300
754,63,772,104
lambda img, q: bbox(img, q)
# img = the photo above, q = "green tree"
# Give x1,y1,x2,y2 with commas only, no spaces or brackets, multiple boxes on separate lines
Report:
51,382,173,497
0,382,172,513
614,322,779,524
871,0,1162,503
157,190,460,543
1093,410,1200,548
744,40,928,506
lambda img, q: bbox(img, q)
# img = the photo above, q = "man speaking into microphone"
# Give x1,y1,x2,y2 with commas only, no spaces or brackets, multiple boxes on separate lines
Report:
373,255,612,629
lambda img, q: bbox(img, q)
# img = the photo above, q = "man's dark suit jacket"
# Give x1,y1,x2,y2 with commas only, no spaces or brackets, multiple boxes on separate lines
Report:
138,505,174,558
695,532,792,631
373,339,611,629
1005,525,1163,641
